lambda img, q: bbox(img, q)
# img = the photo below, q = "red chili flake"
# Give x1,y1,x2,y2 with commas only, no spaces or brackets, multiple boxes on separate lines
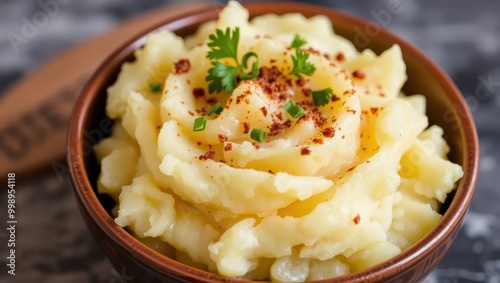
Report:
270,59,276,63
252,143,261,149
370,107,379,115
198,151,215,161
197,142,202,146
352,70,366,79
188,111,195,116
296,99,314,110
283,119,292,128
298,110,326,128
353,214,361,225
322,127,335,138
218,134,228,143
347,109,356,114
342,135,345,139
323,53,331,60
278,93,290,102
301,147,311,155
193,88,205,99
378,93,386,97
258,66,281,83
312,111,327,128
224,143,233,151
269,122,284,136
366,160,371,163
305,47,321,56
276,112,283,121
236,93,247,104
347,166,355,172
296,79,306,87
335,53,345,62
268,169,275,174
243,122,250,134
174,59,191,74
331,94,340,102
302,88,312,97
260,106,268,117
312,138,324,144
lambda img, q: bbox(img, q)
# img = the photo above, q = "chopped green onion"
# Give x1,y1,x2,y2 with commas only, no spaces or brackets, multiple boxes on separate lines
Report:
206,102,223,115
291,34,307,49
193,116,207,131
149,82,162,93
312,87,333,107
250,128,266,142
283,100,305,119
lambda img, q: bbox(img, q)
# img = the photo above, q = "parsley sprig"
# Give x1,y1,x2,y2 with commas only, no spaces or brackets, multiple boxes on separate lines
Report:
289,50,316,79
291,34,307,49
205,27,260,93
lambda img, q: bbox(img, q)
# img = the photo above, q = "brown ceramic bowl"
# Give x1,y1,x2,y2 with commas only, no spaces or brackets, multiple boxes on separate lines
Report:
68,2,479,282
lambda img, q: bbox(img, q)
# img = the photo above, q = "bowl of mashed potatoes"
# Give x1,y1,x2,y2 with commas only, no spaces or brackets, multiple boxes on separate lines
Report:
68,1,479,282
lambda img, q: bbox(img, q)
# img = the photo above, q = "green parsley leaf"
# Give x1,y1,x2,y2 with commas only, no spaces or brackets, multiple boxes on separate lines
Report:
291,34,307,49
205,27,260,94
289,49,316,79
206,102,223,115
312,87,333,107
206,62,238,93
250,128,266,142
207,27,239,61
193,116,207,131
149,82,162,93
283,100,305,119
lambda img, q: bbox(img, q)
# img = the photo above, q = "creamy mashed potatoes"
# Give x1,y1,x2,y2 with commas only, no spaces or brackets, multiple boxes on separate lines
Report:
94,1,463,281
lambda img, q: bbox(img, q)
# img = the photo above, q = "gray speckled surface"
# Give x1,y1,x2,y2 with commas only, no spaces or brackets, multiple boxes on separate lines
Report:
0,0,499,282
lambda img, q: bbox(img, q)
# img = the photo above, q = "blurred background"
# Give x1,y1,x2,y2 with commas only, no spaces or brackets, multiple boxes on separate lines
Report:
0,0,499,282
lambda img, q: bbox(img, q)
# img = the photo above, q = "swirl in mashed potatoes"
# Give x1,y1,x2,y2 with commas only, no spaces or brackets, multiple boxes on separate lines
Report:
94,2,464,281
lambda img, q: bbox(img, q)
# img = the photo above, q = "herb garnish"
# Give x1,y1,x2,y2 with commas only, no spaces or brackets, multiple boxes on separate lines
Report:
289,49,316,79
149,82,162,93
193,116,207,131
283,100,305,119
312,88,333,107
205,27,260,93
206,102,224,115
291,34,307,49
250,128,266,142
